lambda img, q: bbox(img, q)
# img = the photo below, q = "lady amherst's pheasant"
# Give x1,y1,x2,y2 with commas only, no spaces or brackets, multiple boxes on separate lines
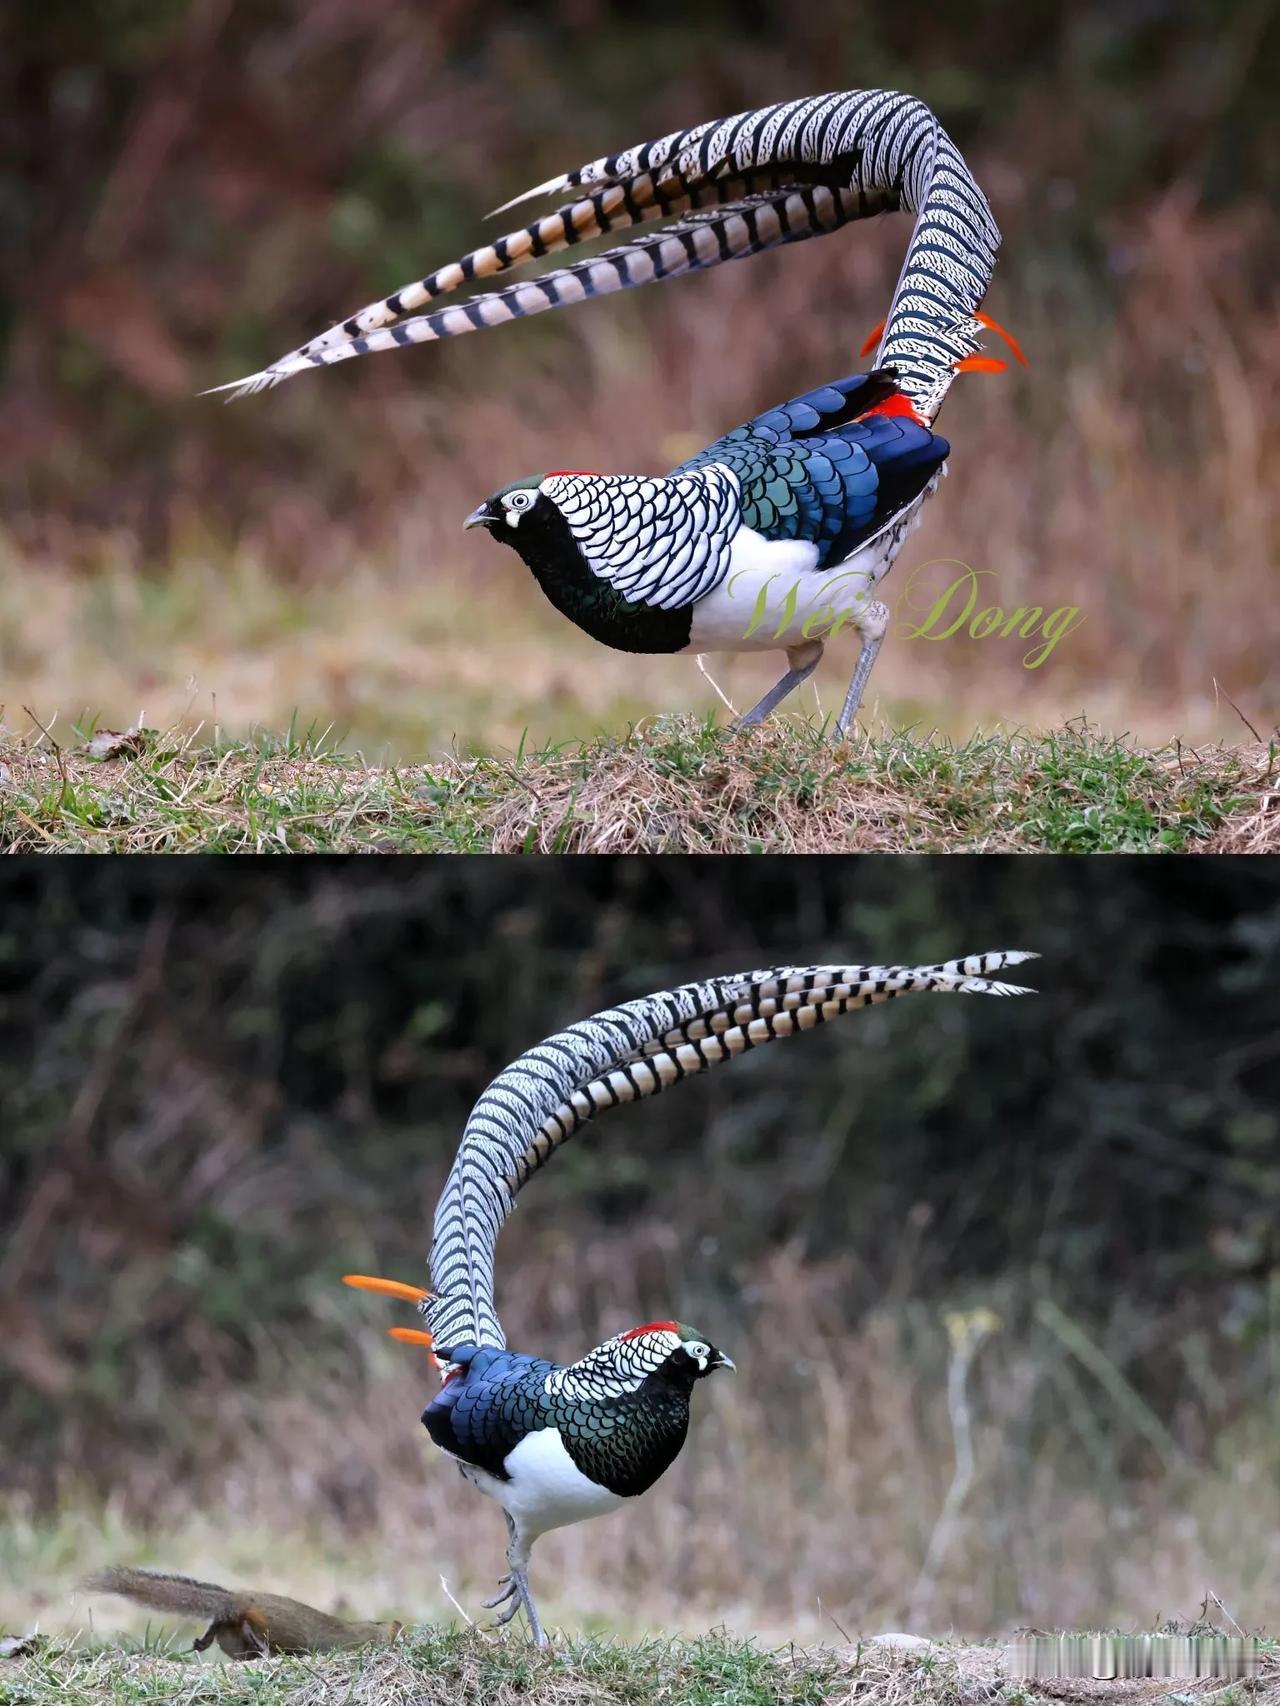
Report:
345,951,1038,1645
215,90,1023,734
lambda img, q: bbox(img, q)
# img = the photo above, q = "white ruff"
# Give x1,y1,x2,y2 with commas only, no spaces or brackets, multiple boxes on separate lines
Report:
542,465,740,610
685,510,921,656
457,1429,625,1540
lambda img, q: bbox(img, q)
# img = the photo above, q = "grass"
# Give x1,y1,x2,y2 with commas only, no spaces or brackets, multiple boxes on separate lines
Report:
0,1628,998,1706
3,1626,1274,1706
0,713,1273,853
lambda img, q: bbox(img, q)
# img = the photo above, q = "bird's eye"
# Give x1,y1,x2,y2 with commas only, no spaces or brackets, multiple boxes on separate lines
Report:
507,491,533,511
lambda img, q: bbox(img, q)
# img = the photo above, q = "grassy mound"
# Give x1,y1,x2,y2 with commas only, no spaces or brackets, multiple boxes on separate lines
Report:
0,715,1272,854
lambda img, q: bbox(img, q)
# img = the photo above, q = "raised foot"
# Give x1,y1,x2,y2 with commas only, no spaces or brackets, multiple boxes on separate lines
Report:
484,1575,522,1626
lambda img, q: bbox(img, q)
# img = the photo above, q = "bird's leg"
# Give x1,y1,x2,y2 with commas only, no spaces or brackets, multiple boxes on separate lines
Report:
484,1513,520,1617
834,599,889,737
733,641,824,729
511,1568,547,1649
487,1514,548,1647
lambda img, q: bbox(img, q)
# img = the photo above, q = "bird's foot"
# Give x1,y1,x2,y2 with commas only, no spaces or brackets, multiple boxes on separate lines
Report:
490,1594,523,1628
489,1567,548,1648
483,1574,519,1618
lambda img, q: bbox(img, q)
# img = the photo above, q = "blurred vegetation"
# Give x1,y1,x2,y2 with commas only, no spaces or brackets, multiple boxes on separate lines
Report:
1,858,1277,1513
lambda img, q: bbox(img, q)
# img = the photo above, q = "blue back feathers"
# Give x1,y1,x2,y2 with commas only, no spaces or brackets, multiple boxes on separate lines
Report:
673,370,949,568
423,1344,556,1477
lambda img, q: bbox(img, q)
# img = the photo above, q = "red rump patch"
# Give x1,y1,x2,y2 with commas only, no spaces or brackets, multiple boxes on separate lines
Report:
620,1320,678,1340
861,391,924,424
546,469,599,477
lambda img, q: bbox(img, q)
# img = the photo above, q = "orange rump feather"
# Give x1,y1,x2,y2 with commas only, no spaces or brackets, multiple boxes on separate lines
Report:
974,311,1029,365
342,1273,432,1303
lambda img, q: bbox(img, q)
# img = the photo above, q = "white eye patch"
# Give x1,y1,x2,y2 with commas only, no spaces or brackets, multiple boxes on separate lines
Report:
685,1341,710,1369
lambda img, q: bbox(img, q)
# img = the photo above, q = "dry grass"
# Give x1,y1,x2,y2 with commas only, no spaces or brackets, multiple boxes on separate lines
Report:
7,1627,1275,1706
0,1630,1048,1706
0,712,1270,853
1200,788,1280,853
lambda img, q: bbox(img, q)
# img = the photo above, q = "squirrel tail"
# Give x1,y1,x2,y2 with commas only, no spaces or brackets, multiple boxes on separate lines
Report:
80,1567,239,1622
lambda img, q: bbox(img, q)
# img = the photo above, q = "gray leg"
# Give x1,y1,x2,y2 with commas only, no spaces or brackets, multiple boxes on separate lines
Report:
733,641,824,729
485,1514,547,1648
483,1514,520,1619
511,1570,546,1649
834,600,890,737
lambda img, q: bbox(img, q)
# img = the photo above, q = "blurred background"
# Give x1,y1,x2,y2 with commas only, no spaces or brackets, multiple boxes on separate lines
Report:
1,857,1277,1640
3,1,1278,756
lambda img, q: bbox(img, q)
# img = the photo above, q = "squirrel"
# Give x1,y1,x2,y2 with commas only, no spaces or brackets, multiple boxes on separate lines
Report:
81,1566,403,1659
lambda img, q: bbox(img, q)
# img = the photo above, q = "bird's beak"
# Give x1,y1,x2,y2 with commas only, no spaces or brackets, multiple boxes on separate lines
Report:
712,1351,736,1373
463,503,496,531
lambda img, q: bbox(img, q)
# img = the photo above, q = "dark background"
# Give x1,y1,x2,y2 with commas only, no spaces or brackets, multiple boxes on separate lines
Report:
2,856,1276,1506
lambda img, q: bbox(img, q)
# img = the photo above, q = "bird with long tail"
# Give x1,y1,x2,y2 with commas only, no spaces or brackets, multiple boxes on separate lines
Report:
212,90,1025,735
344,950,1038,1646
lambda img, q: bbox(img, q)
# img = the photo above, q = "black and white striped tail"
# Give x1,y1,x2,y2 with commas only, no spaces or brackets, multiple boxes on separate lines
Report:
208,185,854,399
209,89,999,421
424,951,1037,1351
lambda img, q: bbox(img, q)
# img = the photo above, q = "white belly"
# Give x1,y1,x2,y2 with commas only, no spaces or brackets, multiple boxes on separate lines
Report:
456,1429,625,1541
685,488,935,655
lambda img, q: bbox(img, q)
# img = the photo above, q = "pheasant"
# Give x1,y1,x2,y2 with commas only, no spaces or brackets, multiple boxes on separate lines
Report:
344,950,1038,1645
212,89,1024,734
462,370,951,730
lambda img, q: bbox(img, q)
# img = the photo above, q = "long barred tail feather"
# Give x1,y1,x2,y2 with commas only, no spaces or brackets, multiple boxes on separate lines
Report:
424,951,1037,1351
209,88,999,421
206,160,806,398
205,184,856,400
